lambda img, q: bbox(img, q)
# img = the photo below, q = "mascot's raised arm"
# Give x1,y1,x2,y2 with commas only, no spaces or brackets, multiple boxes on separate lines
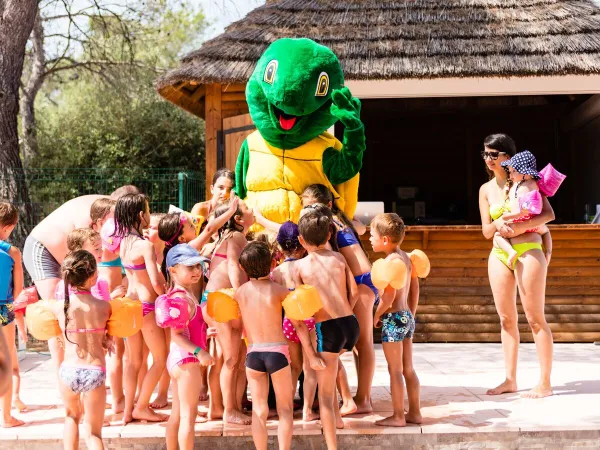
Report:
234,38,365,227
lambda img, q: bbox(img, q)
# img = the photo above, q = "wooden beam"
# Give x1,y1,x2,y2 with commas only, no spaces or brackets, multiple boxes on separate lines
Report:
221,83,246,93
205,84,222,199
222,92,246,102
560,94,600,132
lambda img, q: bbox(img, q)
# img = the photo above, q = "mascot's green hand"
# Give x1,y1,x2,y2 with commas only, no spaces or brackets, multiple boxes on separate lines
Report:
330,87,362,131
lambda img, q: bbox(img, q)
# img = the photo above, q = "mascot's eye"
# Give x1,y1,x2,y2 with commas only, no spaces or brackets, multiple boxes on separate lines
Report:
264,60,278,85
315,72,329,97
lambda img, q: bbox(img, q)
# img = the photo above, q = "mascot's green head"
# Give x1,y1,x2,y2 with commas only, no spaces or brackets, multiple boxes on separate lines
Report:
246,38,344,149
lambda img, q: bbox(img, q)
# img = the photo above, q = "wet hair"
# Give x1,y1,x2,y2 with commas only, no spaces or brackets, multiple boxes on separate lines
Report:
276,221,302,255
239,241,272,279
158,212,184,278
61,250,97,346
483,134,517,182
114,193,149,238
0,200,18,227
212,168,235,187
298,204,336,249
370,213,406,244
110,185,140,200
302,184,366,255
67,228,100,252
90,198,116,224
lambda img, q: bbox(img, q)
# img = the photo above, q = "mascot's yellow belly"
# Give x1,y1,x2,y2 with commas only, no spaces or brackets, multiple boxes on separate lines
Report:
244,131,358,227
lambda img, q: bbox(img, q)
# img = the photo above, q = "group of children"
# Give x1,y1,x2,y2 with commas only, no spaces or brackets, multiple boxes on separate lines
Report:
0,169,424,450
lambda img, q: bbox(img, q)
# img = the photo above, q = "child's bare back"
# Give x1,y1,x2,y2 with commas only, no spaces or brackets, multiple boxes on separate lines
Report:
296,250,355,322
384,251,412,314
235,280,289,344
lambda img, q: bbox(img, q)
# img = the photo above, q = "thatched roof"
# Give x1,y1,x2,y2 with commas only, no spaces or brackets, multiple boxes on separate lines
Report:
157,0,600,116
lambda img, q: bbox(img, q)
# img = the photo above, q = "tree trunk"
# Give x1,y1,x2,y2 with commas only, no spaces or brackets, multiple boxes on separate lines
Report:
0,1,39,246
20,11,45,166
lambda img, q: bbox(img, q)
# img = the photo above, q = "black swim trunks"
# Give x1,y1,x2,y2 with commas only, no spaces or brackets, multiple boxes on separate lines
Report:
315,315,360,354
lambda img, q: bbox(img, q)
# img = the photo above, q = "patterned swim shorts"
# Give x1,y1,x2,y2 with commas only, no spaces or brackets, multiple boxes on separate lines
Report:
381,310,415,343
0,303,15,327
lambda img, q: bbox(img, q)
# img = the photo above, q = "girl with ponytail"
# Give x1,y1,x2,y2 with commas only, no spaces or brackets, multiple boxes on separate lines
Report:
53,250,112,450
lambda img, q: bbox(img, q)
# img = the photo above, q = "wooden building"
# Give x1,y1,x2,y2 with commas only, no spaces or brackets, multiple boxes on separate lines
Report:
157,0,600,342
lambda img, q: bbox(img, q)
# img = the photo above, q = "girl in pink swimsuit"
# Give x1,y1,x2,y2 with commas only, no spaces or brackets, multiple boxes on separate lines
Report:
162,244,214,450
114,193,168,424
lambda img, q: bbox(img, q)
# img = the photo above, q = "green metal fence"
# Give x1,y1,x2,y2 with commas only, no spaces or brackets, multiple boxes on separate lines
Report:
7,168,205,229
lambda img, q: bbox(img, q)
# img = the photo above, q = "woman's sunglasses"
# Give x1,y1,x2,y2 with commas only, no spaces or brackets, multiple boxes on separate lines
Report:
481,151,505,160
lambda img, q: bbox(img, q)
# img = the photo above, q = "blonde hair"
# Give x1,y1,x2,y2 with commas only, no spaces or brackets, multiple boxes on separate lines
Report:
370,213,405,244
67,228,100,252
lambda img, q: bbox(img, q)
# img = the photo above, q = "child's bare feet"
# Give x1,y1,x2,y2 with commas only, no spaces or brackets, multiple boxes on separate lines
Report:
486,379,517,395
405,411,422,424
339,398,358,416
376,414,406,427
302,408,319,422
2,416,24,428
132,406,168,422
351,396,373,415
224,409,251,425
111,396,125,415
12,398,27,412
149,394,168,409
521,383,553,399
507,250,518,268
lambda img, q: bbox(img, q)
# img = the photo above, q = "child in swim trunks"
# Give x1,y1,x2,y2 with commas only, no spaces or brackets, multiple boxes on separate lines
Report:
163,244,214,450
296,206,359,450
493,151,554,267
234,241,294,450
270,221,320,422
51,250,113,449
0,201,26,428
369,213,422,427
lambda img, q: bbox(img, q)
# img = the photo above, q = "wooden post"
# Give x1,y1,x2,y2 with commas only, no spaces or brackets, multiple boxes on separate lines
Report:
204,84,222,199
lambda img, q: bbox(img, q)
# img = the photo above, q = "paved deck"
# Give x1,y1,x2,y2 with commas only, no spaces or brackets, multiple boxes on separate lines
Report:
1,343,599,449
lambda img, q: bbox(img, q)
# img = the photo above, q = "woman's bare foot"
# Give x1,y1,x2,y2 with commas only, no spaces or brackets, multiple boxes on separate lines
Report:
376,414,406,427
339,398,358,416
2,416,24,428
12,398,27,412
199,385,209,402
111,397,125,415
123,412,133,424
405,411,423,424
149,394,168,409
486,379,517,396
196,411,208,423
351,397,373,415
521,384,553,399
335,415,344,429
132,406,168,422
224,409,251,425
507,250,518,269
302,409,319,422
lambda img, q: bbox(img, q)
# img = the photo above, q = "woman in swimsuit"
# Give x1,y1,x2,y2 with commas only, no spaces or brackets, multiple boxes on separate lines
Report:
202,200,255,425
479,134,555,399
301,184,374,416
114,193,168,423
51,250,113,450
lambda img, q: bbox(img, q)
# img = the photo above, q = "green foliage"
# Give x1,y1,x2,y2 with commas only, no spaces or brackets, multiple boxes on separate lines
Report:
33,0,205,173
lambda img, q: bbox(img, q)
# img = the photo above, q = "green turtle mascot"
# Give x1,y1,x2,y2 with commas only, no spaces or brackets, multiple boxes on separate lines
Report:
234,38,365,226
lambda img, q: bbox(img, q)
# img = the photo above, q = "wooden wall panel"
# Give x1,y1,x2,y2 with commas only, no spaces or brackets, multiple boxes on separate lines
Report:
362,225,600,343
